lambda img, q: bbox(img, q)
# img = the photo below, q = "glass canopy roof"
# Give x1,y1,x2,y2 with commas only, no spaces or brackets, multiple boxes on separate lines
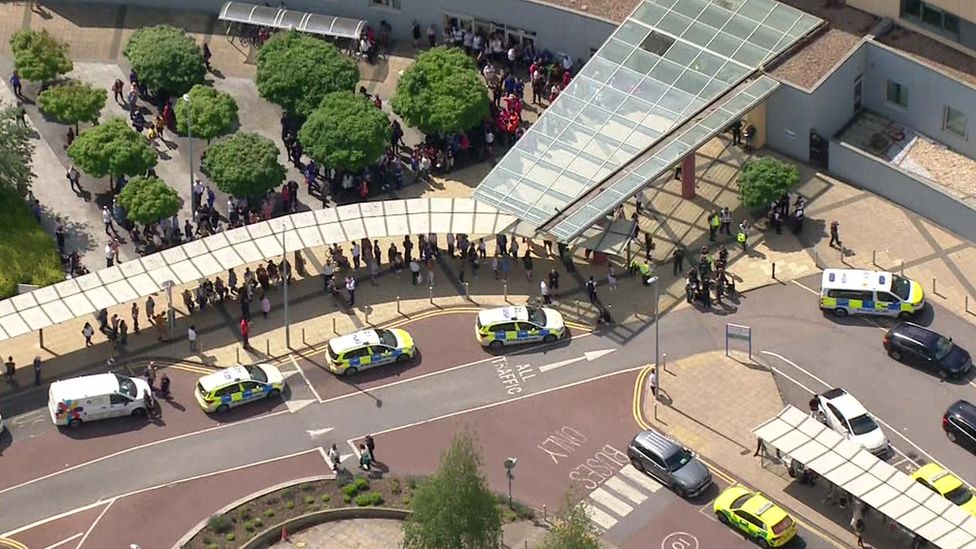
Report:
218,1,366,40
473,0,822,241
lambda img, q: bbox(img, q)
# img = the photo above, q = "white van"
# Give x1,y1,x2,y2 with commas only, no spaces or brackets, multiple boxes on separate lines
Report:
48,373,152,428
819,269,924,318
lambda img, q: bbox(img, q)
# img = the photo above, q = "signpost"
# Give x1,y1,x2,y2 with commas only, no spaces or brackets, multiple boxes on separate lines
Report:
504,457,517,509
725,323,752,359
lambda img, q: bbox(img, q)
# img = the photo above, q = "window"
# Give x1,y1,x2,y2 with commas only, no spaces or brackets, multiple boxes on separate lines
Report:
110,394,130,405
493,322,517,332
902,0,962,38
886,80,908,108
216,384,239,397
241,381,262,392
903,0,922,17
944,105,968,138
370,0,401,9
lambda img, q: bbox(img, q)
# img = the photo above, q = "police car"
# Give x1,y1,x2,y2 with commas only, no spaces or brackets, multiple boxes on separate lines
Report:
194,363,284,413
820,268,924,318
326,328,416,376
476,306,566,350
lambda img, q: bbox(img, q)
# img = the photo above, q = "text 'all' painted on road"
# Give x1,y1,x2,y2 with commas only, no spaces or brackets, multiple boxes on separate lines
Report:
493,357,536,395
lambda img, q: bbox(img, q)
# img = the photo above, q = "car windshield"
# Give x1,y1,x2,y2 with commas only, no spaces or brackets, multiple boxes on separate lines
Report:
849,413,879,435
945,485,974,506
327,343,340,361
665,448,694,471
245,365,268,383
891,275,912,301
526,307,547,326
731,494,753,509
933,336,954,361
115,374,137,397
772,516,794,536
376,329,398,347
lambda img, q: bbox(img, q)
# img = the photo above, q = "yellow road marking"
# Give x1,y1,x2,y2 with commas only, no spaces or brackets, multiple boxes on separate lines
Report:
169,364,216,375
0,537,29,549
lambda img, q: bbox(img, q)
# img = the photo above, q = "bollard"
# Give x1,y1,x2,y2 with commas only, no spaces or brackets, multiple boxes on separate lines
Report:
236,347,240,363
464,282,470,301
503,283,508,302
967,295,970,313
365,309,370,324
543,504,547,523
332,317,337,335
813,249,820,269
38,328,43,350
302,328,306,345
872,249,877,266
933,277,937,296
396,296,401,315
772,262,777,280
428,285,433,304
266,339,271,355
663,353,667,374
576,299,581,318
901,261,904,276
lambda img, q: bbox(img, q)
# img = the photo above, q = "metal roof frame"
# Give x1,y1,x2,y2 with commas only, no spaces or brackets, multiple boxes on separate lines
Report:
218,1,365,40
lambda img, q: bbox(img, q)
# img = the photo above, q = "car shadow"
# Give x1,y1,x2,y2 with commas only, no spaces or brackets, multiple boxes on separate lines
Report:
485,331,576,357
210,395,287,423
334,350,425,387
59,414,160,439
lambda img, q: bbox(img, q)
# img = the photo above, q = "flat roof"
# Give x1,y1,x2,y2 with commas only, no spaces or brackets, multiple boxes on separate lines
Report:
474,0,823,241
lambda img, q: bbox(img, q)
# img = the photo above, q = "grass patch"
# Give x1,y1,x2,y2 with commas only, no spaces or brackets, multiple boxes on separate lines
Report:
0,189,62,298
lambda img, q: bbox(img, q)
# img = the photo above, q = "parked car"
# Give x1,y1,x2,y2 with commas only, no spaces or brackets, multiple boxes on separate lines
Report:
714,486,797,547
815,388,889,457
626,428,712,498
883,322,972,379
944,399,976,453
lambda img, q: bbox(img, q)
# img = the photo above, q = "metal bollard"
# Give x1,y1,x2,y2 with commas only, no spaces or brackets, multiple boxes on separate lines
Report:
464,282,470,300
365,309,370,324
38,328,44,350
872,249,877,266
933,277,937,296
576,299,581,318
396,296,401,315
967,295,970,313
302,328,306,345
543,504,547,523
236,347,240,362
901,261,904,276
429,285,433,304
503,283,508,302
266,339,270,355
772,262,776,280
332,317,337,334
813,249,820,269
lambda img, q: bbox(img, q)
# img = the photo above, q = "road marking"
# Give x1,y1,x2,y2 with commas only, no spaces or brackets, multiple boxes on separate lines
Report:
589,486,633,516
0,408,290,499
618,466,663,493
170,364,215,375
584,503,618,530
318,332,596,405
791,279,819,296
74,498,114,549
42,533,82,549
538,349,616,373
288,354,323,402
305,427,334,438
356,364,644,440
285,399,315,413
0,538,29,549
604,475,649,505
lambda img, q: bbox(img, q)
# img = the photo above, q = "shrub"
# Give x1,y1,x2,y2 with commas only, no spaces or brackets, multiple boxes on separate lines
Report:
206,515,231,533
264,509,275,518
354,477,370,492
284,500,295,510
355,492,385,506
282,488,295,500
253,518,263,528
305,495,315,505
391,477,402,495
320,494,331,503
238,505,252,521
737,156,799,209
343,493,352,504
243,520,255,533
301,482,316,492
225,533,236,542
400,495,411,506
206,544,218,549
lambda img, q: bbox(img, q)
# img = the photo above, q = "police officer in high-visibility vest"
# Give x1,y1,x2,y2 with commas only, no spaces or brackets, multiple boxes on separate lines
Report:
736,222,748,252
630,258,652,285
709,209,720,241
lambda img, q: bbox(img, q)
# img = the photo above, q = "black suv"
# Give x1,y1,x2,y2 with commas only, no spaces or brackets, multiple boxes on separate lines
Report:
944,400,976,453
883,322,972,379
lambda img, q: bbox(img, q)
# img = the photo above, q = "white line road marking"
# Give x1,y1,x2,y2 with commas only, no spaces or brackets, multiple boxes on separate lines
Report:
305,427,334,438
42,533,82,549
288,354,323,402
0,408,291,499
589,487,633,517
286,399,315,413
538,349,616,373
618,465,663,493
74,498,114,549
318,332,596,405
791,279,819,296
584,503,618,530
604,475,648,505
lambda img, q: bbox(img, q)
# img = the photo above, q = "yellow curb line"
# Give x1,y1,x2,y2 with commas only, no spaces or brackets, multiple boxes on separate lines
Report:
170,364,217,375
0,537,29,549
629,363,846,549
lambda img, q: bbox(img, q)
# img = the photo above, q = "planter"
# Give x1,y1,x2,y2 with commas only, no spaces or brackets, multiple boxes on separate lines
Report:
240,507,411,549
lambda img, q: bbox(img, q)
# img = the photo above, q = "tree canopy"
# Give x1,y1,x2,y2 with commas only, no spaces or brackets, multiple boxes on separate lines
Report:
38,81,106,131
403,429,502,549
0,105,36,194
299,91,389,173
202,132,285,199
392,47,489,135
123,25,206,97
541,491,603,549
118,176,181,225
0,188,63,299
737,156,799,209
174,84,239,143
256,31,360,118
9,29,73,84
67,118,158,180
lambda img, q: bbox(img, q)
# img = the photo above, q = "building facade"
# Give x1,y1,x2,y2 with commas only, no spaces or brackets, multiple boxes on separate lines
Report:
848,0,976,52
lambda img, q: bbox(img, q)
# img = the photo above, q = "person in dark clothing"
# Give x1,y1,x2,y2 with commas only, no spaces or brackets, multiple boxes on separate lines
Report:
672,247,685,277
548,268,560,292
365,434,377,461
97,308,109,334
586,276,598,304
33,356,42,386
829,220,841,248
731,119,742,146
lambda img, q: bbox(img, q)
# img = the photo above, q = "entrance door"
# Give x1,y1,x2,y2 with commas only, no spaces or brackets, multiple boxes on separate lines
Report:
809,131,828,168
854,74,863,112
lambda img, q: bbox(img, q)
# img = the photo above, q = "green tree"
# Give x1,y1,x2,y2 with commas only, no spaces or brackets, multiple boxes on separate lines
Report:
202,132,285,199
737,157,800,209
9,29,73,84
174,84,239,143
299,91,389,172
67,118,158,182
541,490,603,549
37,81,107,132
0,105,36,194
118,176,181,226
392,47,489,135
256,31,359,118
123,25,206,97
403,429,501,549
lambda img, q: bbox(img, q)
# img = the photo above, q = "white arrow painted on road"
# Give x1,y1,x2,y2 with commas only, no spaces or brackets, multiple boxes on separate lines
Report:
538,349,616,373
287,399,315,414
305,426,334,438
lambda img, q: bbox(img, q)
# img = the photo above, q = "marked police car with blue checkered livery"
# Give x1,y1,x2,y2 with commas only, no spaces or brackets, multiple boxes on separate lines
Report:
476,306,566,350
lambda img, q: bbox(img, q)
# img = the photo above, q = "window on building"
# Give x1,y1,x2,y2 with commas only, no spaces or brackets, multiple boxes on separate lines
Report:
886,80,908,108
370,0,401,9
902,0,961,38
903,0,922,17
944,106,968,138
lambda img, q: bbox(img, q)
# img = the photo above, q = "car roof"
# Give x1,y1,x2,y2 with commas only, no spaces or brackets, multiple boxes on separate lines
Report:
821,389,868,418
49,373,122,401
198,365,252,392
891,322,939,345
329,329,381,352
632,429,680,459
948,400,976,421
740,493,785,522
478,306,530,325
915,463,963,493
822,269,895,292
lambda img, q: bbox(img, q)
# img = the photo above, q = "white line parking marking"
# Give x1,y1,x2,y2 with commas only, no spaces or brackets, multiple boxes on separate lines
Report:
604,475,648,505
589,487,633,517
42,533,82,549
584,503,618,530
75,498,114,549
288,354,323,403
618,465,663,493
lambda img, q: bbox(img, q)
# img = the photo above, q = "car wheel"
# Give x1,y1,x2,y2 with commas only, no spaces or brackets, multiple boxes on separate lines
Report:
888,349,901,361
673,485,687,498
630,458,644,472
267,388,281,399
543,334,557,344
489,340,504,351
396,353,410,363
131,407,147,418
938,369,949,380
898,311,913,319
947,430,957,442
68,418,82,429
717,511,730,525
216,404,229,414
833,308,848,317
345,366,359,376
757,538,770,549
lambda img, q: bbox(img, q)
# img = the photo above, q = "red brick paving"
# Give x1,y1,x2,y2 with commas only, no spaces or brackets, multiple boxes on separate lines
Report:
0,368,286,491
8,503,107,549
296,313,487,401
370,370,638,508
620,500,748,549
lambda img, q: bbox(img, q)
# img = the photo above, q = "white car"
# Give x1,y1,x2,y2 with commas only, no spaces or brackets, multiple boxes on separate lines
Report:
815,388,889,457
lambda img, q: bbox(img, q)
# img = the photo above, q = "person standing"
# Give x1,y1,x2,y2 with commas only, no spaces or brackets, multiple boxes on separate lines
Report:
240,317,250,348
586,276,598,304
523,250,533,281
131,302,140,333
327,443,340,471
672,246,685,277
540,279,551,305
82,321,95,347
829,220,841,248
649,366,658,398
10,70,22,99
118,319,128,348
345,276,357,307
365,434,376,462
411,20,421,49
720,207,732,236
644,231,654,261
104,241,114,268
260,292,271,319
67,165,83,195
548,268,560,293
426,259,435,287
187,324,198,353
33,356,42,386
608,266,618,291
146,361,157,389
737,222,748,252
351,242,361,269
5,356,15,384
731,120,742,146
145,295,156,324
708,209,720,241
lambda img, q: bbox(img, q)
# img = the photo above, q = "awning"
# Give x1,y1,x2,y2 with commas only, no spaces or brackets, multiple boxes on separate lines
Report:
218,1,366,40
754,405,976,549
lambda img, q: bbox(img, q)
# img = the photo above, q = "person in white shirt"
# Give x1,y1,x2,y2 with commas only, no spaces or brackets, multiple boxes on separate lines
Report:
187,324,198,352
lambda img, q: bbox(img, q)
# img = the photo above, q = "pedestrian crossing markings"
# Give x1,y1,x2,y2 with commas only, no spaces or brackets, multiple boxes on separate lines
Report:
583,465,662,531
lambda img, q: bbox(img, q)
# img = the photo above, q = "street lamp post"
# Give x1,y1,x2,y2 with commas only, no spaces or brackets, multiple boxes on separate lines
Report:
648,275,660,399
503,457,517,509
282,223,290,348
182,93,193,215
